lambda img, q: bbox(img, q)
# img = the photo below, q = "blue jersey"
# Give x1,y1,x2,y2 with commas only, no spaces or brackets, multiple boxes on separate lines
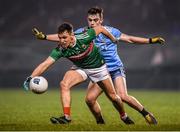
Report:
75,26,124,72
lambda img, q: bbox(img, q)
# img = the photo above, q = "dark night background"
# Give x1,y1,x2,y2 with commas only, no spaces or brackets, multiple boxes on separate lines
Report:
0,0,180,90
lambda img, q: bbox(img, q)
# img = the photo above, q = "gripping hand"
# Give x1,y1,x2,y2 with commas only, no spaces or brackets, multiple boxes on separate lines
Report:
149,37,165,45
23,76,32,91
32,28,46,40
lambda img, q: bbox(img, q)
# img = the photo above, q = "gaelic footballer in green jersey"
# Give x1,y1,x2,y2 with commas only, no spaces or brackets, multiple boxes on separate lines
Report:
50,24,111,83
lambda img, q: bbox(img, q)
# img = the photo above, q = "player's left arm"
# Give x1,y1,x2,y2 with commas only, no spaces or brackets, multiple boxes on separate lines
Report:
32,28,59,42
46,34,59,42
119,33,165,45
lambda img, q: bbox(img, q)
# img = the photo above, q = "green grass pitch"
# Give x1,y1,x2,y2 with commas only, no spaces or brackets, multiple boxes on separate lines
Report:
0,89,180,131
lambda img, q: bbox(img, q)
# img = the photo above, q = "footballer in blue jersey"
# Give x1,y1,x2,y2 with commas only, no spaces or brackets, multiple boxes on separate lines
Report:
34,6,164,125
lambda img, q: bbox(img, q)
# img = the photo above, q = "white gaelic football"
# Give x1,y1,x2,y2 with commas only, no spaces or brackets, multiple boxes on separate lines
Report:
29,76,48,94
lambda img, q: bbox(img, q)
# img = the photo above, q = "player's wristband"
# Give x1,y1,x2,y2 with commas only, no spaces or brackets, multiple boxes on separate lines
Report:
113,38,120,43
149,38,153,44
44,35,47,40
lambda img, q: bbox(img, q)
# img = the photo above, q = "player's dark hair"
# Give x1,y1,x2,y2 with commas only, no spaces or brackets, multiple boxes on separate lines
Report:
88,6,103,18
58,22,73,34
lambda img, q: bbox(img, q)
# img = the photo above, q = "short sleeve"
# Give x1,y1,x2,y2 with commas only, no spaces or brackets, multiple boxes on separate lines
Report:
112,27,121,38
49,48,62,61
104,26,121,38
76,28,96,44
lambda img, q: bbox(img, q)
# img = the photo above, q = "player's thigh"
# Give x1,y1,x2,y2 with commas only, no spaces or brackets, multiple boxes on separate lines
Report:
97,78,116,96
86,81,103,100
62,69,85,88
113,76,128,95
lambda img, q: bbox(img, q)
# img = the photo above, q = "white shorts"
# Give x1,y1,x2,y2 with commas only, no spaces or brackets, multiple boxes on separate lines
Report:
71,66,88,81
71,64,110,83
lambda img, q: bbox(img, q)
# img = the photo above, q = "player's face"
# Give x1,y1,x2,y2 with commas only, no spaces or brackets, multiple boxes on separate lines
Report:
58,31,74,48
87,14,103,28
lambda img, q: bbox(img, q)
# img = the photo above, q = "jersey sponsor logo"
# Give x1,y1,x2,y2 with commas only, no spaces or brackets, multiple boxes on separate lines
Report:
68,43,93,61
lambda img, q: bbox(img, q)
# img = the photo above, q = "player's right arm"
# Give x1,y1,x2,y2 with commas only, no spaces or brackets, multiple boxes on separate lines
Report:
23,57,55,90
30,57,55,78
93,26,117,42
32,28,59,42
23,47,62,91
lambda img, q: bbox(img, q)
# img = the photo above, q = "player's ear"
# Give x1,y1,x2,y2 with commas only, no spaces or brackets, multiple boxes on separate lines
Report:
70,33,74,40
71,32,74,36
100,18,103,24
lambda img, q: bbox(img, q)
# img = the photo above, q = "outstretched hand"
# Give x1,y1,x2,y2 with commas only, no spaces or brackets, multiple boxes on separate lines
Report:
150,37,165,45
32,28,46,40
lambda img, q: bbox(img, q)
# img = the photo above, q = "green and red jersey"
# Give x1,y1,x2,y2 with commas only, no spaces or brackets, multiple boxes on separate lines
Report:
50,28,105,69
